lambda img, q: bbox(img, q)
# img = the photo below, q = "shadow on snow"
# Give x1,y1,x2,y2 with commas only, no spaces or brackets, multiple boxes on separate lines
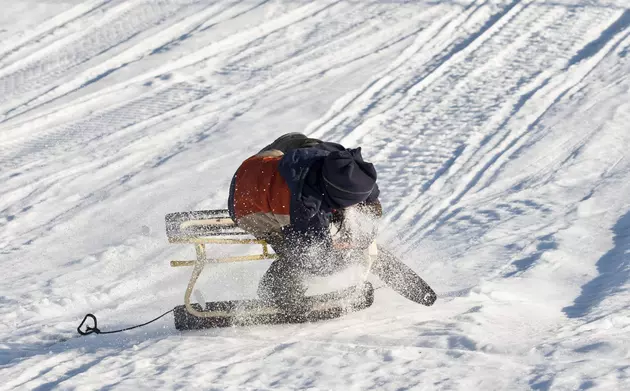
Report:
563,210,630,318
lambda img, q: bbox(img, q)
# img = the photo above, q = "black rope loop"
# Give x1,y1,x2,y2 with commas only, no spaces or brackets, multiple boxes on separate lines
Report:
77,313,101,335
77,309,174,336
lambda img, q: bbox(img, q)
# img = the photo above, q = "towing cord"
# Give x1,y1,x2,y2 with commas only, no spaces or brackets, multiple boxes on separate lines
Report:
77,309,174,336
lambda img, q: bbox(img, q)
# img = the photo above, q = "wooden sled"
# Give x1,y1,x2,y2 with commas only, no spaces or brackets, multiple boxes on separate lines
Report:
166,209,436,330
166,209,374,329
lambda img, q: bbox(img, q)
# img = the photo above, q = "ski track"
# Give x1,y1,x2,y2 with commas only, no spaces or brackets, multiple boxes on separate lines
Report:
1,0,630,390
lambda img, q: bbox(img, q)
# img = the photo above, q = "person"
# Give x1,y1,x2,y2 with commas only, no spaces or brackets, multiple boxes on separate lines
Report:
227,133,382,313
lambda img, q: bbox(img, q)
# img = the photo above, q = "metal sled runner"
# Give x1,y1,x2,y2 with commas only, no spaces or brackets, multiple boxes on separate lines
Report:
166,209,374,329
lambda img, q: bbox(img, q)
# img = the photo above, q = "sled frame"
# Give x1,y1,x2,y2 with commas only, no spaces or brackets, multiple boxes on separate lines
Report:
166,210,277,318
166,209,381,320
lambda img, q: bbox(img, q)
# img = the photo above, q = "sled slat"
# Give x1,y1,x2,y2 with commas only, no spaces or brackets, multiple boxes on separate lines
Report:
170,253,274,267
166,209,250,243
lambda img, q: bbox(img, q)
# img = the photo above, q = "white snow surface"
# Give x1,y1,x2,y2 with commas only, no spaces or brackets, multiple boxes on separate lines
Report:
1,0,630,390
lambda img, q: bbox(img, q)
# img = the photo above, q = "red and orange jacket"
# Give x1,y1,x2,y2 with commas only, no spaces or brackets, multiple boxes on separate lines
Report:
228,146,379,249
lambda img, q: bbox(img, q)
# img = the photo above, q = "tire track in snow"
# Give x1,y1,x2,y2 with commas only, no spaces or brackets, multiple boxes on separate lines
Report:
0,1,258,127
0,0,352,171
306,0,488,141
0,0,113,67
403,8,630,243
373,0,554,228
0,1,202,116
1,0,302,168
0,81,213,172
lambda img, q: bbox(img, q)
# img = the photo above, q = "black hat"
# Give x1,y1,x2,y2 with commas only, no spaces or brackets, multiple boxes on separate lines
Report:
321,148,377,208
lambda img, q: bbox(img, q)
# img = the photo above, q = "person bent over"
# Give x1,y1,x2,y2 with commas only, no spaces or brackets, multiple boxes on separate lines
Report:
227,133,381,314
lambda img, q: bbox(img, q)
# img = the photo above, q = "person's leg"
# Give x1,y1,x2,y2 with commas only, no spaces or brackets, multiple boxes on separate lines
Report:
257,239,309,313
258,257,308,312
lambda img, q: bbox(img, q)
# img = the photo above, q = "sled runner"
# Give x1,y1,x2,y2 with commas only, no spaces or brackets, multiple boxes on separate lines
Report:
173,282,374,329
166,209,436,330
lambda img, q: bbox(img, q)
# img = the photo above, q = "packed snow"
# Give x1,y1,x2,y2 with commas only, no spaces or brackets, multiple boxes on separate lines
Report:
1,0,630,390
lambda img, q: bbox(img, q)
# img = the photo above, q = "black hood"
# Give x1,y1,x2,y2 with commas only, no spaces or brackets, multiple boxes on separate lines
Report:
320,148,377,208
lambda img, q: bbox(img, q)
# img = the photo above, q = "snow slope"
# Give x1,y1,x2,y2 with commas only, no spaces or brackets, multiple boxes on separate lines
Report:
1,0,630,389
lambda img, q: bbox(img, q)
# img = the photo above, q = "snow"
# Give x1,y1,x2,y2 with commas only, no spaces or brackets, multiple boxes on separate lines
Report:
1,0,630,389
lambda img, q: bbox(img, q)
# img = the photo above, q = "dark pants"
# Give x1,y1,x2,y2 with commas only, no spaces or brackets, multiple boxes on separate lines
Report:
257,233,356,311
257,238,310,313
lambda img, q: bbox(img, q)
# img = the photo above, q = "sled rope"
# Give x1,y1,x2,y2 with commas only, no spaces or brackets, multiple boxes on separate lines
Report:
77,309,174,336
